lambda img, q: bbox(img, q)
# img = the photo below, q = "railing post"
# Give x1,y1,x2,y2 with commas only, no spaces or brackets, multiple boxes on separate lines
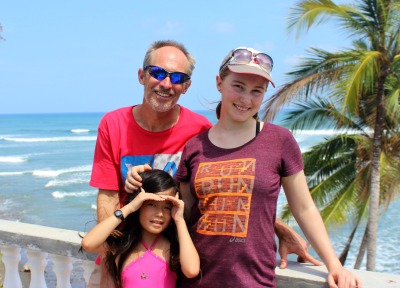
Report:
26,249,48,288
51,254,73,288
82,260,97,286
0,245,22,288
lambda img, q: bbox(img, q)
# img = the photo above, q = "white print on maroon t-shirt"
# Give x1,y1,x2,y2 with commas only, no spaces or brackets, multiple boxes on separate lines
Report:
194,158,255,237
229,237,246,243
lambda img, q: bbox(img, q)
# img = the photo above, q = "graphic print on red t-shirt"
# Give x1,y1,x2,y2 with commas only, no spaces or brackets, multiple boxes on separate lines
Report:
194,158,255,238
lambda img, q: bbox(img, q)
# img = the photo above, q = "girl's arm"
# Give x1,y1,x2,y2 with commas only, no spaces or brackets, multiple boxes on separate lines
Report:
282,170,362,288
81,189,164,253
81,207,126,253
163,189,200,278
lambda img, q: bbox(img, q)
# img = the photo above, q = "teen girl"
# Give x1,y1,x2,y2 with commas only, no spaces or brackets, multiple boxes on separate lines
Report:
81,169,200,288
174,46,361,288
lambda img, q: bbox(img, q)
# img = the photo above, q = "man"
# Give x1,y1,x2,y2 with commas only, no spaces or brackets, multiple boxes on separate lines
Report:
90,40,321,286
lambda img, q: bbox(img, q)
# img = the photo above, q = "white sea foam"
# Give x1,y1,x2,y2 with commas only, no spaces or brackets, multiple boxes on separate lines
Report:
0,135,13,141
291,129,373,136
2,136,96,142
300,148,310,153
51,190,97,199
0,171,27,176
0,156,28,163
0,198,24,221
32,165,92,178
71,129,90,133
91,204,97,210
292,129,339,135
45,178,89,187
0,199,17,212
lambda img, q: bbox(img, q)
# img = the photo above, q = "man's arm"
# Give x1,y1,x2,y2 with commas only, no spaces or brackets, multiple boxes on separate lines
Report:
96,189,120,223
275,218,323,269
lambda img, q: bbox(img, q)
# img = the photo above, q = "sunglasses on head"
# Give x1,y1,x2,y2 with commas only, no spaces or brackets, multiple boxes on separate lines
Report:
220,48,274,73
144,65,191,84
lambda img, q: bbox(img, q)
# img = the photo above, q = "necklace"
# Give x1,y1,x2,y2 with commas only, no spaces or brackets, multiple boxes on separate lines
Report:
138,235,161,280
138,254,147,280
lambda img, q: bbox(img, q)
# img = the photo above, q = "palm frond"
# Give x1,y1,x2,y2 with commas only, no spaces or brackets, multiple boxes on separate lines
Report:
262,46,379,122
280,96,366,131
341,50,381,115
288,0,364,39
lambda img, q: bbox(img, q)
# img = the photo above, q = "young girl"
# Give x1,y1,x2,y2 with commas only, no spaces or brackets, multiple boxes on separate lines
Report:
81,169,200,288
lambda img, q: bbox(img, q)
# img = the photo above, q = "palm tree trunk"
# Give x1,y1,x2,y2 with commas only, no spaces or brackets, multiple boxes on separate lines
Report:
366,69,388,271
339,221,361,265
367,123,381,271
354,224,368,269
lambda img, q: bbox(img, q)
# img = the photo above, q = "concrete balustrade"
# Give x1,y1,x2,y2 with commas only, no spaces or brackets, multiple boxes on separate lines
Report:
0,219,399,288
1,246,22,288
0,219,96,288
26,250,47,287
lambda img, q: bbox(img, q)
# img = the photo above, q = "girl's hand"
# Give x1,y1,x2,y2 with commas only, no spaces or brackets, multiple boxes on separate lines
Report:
124,188,164,215
327,266,362,288
162,193,185,223
125,164,152,193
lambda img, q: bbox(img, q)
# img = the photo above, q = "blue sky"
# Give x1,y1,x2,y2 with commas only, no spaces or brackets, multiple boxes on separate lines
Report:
0,0,350,114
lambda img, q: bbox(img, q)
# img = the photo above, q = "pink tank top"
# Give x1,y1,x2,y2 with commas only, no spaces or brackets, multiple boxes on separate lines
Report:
121,235,177,288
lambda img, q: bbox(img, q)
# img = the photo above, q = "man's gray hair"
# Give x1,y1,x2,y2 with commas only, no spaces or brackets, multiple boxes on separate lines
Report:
143,40,196,76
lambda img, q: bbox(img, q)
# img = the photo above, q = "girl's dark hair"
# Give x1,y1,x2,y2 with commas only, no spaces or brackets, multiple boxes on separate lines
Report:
216,66,259,121
105,169,180,288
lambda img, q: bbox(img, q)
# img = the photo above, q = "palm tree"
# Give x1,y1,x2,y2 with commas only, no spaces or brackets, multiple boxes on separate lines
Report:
262,0,400,270
278,95,400,267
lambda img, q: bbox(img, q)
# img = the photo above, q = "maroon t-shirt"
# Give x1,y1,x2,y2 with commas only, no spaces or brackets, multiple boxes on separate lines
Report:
175,123,303,288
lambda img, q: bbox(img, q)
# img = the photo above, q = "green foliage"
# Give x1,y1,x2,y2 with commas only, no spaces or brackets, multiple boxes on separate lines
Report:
266,0,400,268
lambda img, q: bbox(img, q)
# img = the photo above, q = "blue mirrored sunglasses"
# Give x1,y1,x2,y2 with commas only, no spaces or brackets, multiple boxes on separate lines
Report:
144,65,191,84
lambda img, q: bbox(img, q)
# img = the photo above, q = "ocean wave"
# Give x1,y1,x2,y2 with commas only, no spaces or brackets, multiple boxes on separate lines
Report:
0,199,17,212
51,190,97,199
0,199,26,221
70,129,91,133
45,177,89,187
0,171,28,176
1,136,96,143
91,204,97,210
291,129,373,135
32,165,92,178
0,156,28,163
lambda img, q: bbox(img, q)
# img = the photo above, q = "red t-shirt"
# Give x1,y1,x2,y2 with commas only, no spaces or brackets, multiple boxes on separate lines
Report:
90,105,212,204
176,123,303,288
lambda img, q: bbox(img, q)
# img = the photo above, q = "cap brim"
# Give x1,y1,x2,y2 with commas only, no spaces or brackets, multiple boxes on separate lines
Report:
228,65,275,88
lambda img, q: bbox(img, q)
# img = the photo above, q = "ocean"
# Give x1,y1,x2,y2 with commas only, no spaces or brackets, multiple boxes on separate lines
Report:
0,110,399,274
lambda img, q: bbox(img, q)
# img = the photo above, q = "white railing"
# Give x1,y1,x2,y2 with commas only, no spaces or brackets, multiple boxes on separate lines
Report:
1,219,399,288
0,219,97,288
